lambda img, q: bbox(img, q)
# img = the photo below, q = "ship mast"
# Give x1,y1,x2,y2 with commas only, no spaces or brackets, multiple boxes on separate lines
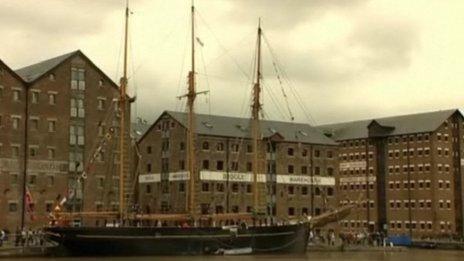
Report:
252,20,262,213
187,0,197,217
118,0,130,222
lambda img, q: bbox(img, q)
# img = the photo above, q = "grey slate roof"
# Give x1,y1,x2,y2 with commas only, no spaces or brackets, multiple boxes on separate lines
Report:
316,109,460,141
15,51,78,82
131,121,151,141
160,111,337,145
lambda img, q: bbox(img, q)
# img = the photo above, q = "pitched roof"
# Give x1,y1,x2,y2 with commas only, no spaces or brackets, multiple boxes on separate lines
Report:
15,50,79,82
316,109,460,141
0,59,26,84
140,110,337,145
131,121,151,141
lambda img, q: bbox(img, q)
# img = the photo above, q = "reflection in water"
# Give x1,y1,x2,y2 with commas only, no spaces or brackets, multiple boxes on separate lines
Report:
2,250,463,261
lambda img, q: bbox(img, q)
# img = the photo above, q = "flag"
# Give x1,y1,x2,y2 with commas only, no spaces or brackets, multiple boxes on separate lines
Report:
25,186,34,220
196,37,204,47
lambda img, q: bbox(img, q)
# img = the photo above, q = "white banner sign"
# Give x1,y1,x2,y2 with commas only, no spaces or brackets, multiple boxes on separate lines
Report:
339,176,376,184
169,171,189,181
200,171,267,183
0,158,68,173
140,171,334,186
339,161,367,170
277,175,335,186
138,174,161,183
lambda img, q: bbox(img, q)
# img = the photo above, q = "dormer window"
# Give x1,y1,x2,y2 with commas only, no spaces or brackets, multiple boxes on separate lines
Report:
202,141,209,150
299,130,308,136
268,127,276,134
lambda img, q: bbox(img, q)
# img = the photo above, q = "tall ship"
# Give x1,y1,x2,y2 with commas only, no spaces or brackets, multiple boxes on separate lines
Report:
44,2,352,256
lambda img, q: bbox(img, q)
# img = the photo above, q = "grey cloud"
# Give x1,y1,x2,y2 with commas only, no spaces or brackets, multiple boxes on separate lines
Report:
348,18,419,70
221,0,369,30
0,1,123,38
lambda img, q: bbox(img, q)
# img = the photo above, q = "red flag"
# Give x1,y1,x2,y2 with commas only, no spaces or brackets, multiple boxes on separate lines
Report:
25,186,35,220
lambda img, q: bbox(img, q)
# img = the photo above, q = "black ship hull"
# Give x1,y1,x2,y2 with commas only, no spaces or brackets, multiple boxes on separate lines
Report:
45,223,309,256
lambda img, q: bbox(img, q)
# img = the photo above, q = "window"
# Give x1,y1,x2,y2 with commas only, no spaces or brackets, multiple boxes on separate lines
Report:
327,150,333,158
48,120,56,132
288,186,294,195
287,147,294,156
180,142,185,151
288,207,295,216
314,150,320,158
30,118,39,130
201,182,209,192
12,145,20,158
216,161,224,170
47,175,55,186
146,163,152,172
49,73,56,81
48,93,56,105
327,187,334,196
31,91,39,104
97,177,104,188
146,146,152,154
202,141,209,150
302,149,308,157
12,116,20,130
179,160,185,170
231,183,239,193
12,89,20,101
231,143,239,152
231,161,238,171
71,68,86,90
314,166,320,175
216,183,225,192
246,184,252,193
9,203,18,212
202,160,209,170
216,142,224,151
10,174,18,185
145,185,152,194
47,148,55,159
179,182,185,192
302,186,308,195
327,167,334,176
29,146,38,157
247,144,253,153
246,162,252,172
70,98,85,118
28,175,37,185
288,165,294,174
97,98,106,110
301,166,308,174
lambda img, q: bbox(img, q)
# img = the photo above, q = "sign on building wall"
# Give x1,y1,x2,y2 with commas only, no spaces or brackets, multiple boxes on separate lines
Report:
277,175,335,186
0,158,68,174
339,161,367,170
138,173,161,183
339,176,376,184
200,171,267,183
140,171,335,186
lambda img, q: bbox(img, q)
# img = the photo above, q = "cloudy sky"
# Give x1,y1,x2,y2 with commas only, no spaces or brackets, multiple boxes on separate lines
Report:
1,0,464,125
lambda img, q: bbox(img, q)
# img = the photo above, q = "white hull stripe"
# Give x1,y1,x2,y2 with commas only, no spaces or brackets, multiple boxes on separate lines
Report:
75,231,294,239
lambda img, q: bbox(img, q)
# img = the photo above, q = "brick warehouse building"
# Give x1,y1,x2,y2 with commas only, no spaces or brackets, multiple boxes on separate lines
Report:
137,111,339,233
317,109,464,238
0,50,132,232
